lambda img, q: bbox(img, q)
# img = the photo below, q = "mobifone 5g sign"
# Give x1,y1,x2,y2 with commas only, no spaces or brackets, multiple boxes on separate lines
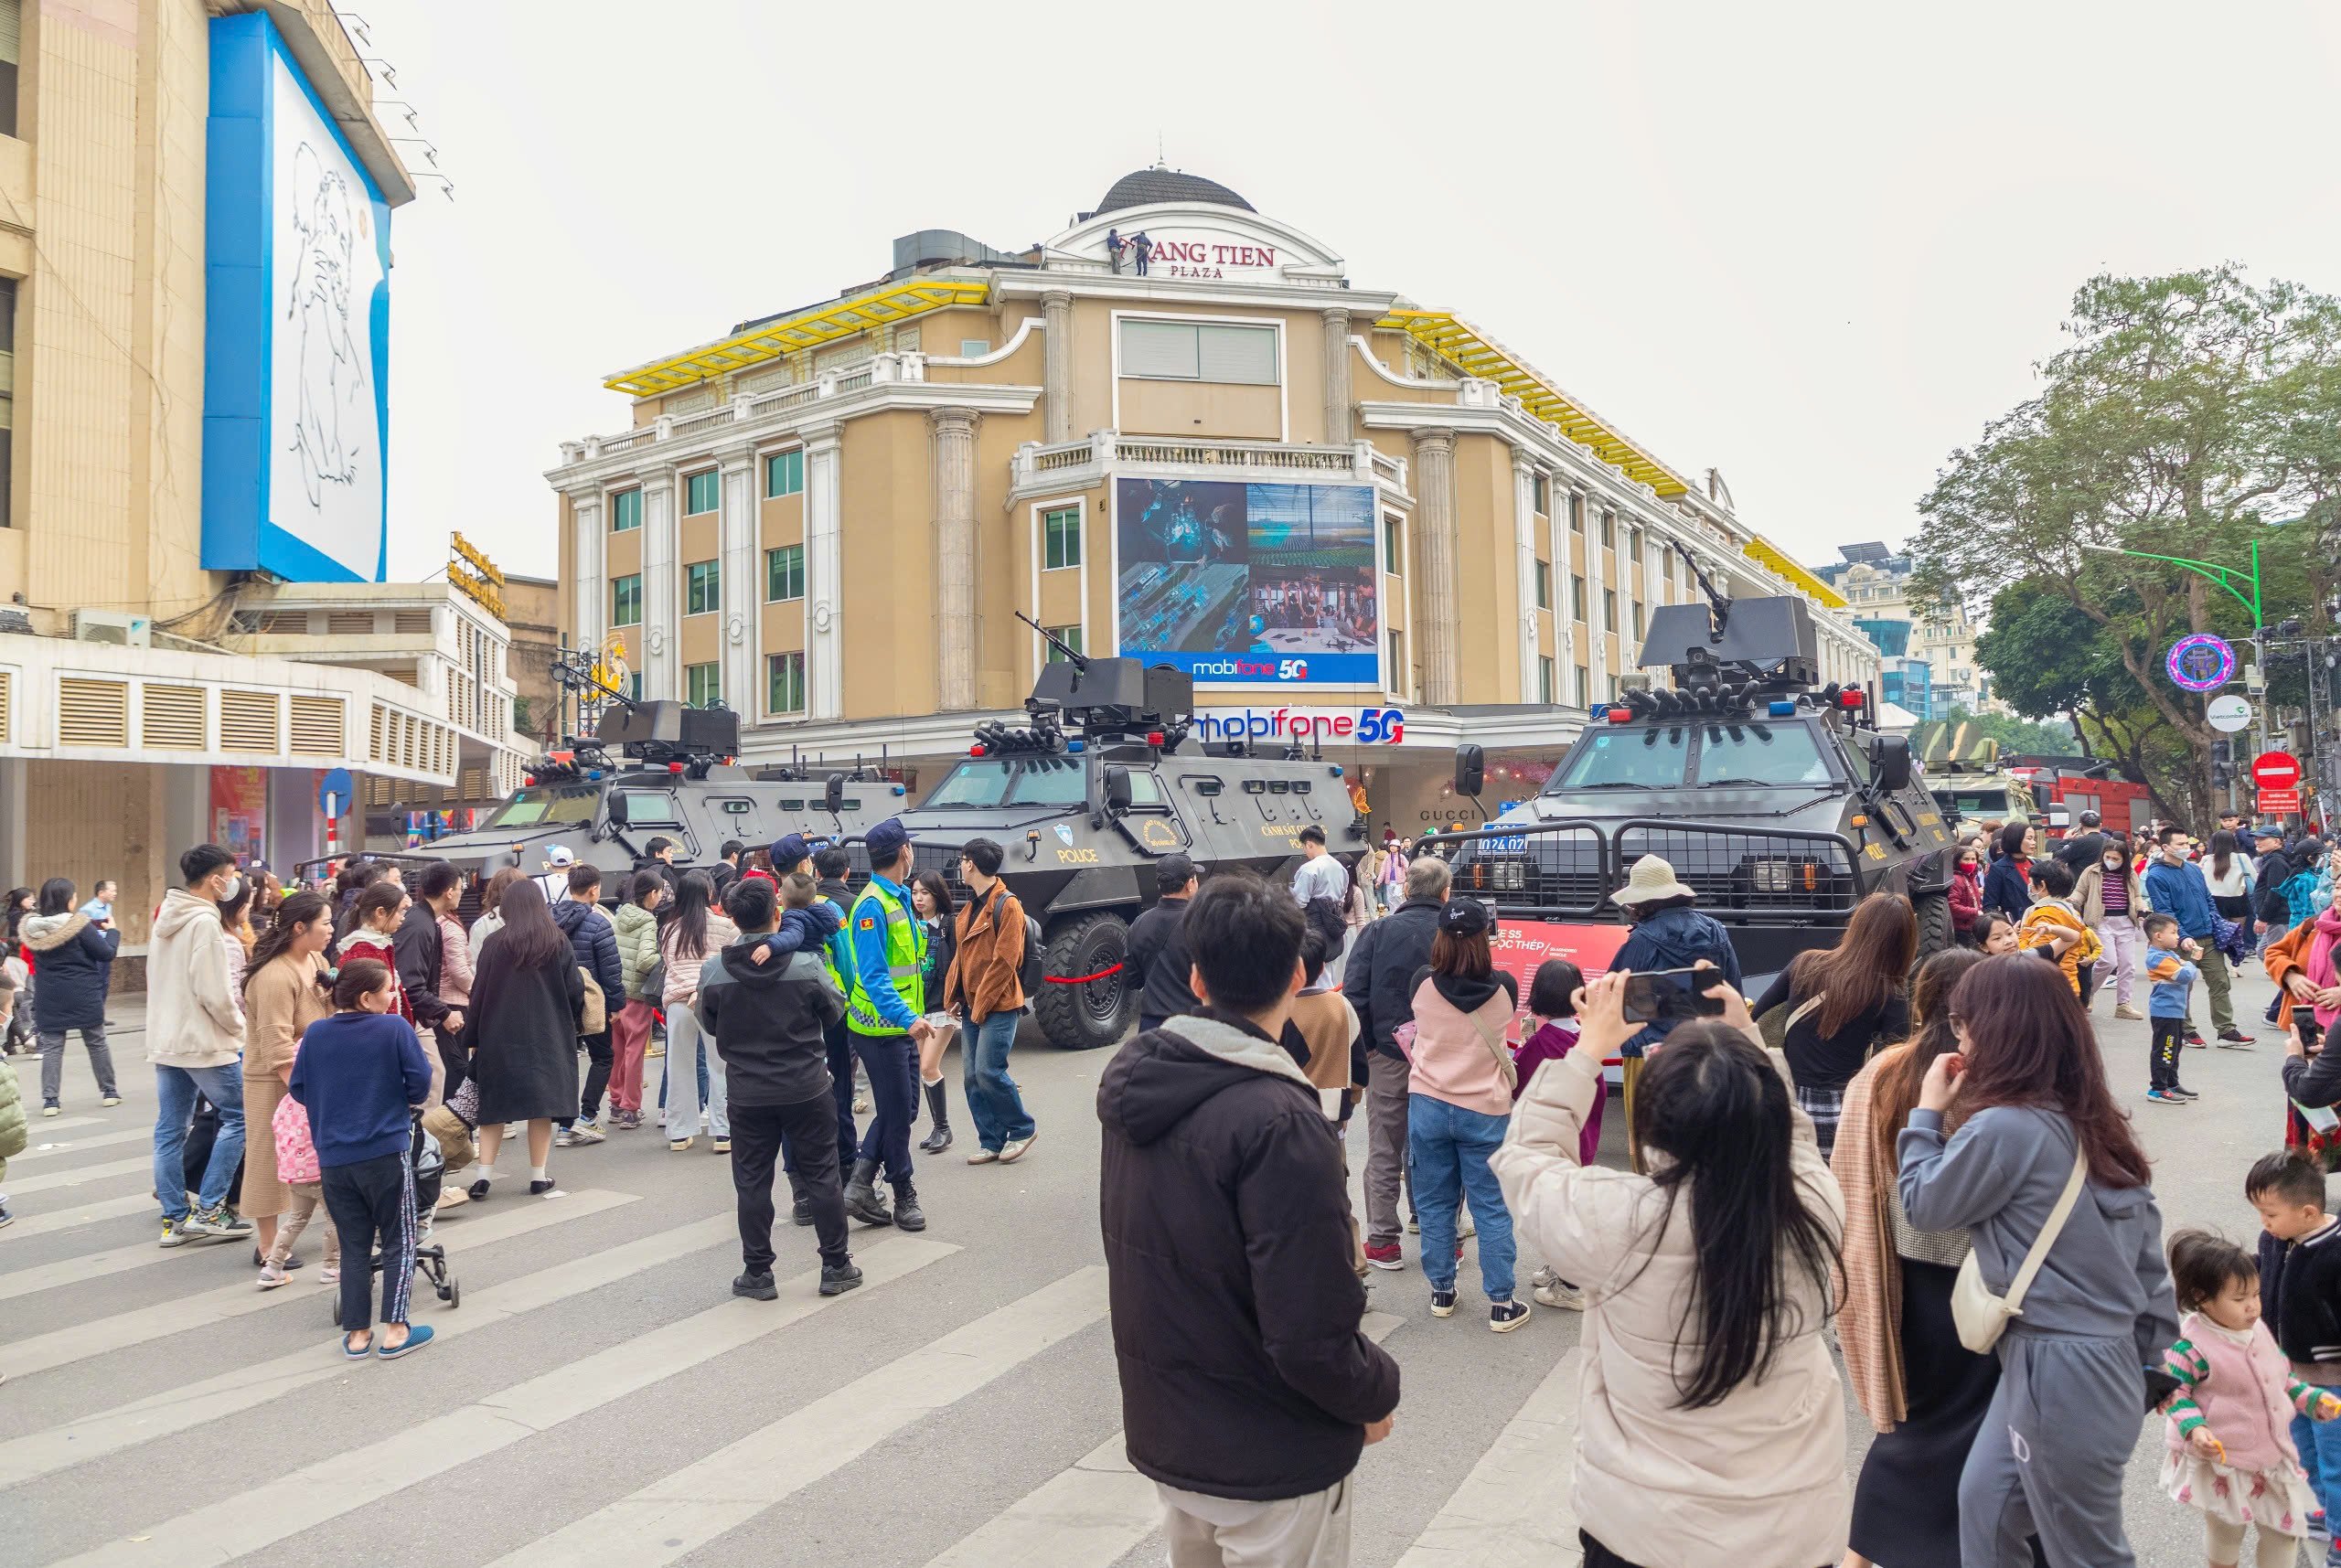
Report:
1194,707,1406,745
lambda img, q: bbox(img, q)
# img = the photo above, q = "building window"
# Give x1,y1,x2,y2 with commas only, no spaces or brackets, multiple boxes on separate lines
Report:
766,544,805,603
768,652,807,715
1042,506,1082,571
1662,549,1674,585
1045,625,1085,663
609,488,641,533
686,560,721,615
1630,600,1645,642
959,339,991,357
1534,559,1551,610
1387,629,1406,688
764,449,804,499
1383,513,1404,573
1118,318,1278,384
1574,665,1589,708
1567,494,1583,534
1571,575,1587,623
1602,588,1618,630
612,574,642,627
685,470,720,516
1628,526,1643,563
1538,656,1556,706
1532,474,1550,517
686,663,721,707
1600,511,1616,549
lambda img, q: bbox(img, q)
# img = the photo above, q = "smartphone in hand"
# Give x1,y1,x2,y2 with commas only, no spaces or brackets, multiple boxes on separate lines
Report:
1619,967,1729,1025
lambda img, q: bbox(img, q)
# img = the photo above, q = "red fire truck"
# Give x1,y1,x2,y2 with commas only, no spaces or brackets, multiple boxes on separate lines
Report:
2003,755,2154,842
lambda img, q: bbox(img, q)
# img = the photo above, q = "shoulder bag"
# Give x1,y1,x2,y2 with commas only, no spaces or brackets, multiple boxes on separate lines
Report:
1951,1147,2089,1353
1758,989,1826,1052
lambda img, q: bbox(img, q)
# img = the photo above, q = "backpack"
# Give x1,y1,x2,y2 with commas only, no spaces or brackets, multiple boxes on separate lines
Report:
990,888,1045,1000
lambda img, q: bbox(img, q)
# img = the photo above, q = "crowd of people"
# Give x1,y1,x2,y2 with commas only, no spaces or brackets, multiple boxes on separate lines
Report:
8,804,2341,1566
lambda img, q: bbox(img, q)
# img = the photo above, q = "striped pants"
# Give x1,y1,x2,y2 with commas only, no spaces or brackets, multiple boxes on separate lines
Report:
322,1150,416,1332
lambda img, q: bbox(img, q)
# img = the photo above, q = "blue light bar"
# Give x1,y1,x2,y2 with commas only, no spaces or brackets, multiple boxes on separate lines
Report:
892,784,906,795
1065,739,1085,752
1769,700,1796,717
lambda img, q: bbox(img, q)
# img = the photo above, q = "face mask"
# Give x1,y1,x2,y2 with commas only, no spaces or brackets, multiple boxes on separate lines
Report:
220,875,243,903
2104,858,2122,870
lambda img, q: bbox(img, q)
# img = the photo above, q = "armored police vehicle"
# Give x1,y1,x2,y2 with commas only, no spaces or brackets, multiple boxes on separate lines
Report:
886,622,1363,1051
1434,566,1960,978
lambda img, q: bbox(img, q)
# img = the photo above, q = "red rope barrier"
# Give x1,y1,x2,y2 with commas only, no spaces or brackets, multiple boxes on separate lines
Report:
1046,963,1126,985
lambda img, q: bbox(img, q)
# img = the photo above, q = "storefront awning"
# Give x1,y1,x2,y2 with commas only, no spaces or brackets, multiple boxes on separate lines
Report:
1373,310,1691,497
1740,534,1848,610
604,276,992,397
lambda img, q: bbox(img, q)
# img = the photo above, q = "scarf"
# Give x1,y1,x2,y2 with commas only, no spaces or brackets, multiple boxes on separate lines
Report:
2311,906,2341,1033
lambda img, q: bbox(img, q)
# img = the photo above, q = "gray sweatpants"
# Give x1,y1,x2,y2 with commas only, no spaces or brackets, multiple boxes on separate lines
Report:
1960,1329,2142,1568
1363,1050,1410,1249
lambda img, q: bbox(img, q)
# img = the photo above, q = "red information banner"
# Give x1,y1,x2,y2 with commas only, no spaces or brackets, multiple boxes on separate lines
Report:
1484,919,1633,1044
2259,786,2302,816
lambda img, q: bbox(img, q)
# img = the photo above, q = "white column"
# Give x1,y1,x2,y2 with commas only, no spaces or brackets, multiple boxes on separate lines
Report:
1551,496,1576,700
1512,449,1540,703
717,446,758,722
929,408,980,710
1583,494,1608,693
804,421,845,720
1322,307,1352,443
1041,291,1074,444
570,491,604,663
640,475,677,699
1410,428,1459,706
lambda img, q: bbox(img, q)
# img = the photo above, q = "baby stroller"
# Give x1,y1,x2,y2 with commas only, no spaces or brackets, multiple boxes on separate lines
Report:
336,1114,460,1317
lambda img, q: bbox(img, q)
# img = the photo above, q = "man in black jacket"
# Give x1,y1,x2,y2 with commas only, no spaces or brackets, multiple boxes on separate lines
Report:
1342,854,1449,1270
699,875,859,1300
1099,871,1397,1563
1125,855,1201,1032
710,840,745,901
552,864,625,1145
394,860,465,1090
2255,824,2296,939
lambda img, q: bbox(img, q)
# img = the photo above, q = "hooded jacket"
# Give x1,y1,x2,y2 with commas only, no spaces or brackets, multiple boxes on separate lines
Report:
1096,1011,1400,1501
696,934,847,1106
2258,848,2299,928
614,901,661,1000
1611,903,1744,1057
1404,967,1520,1115
22,911,119,1035
145,890,244,1068
552,895,625,1008
1340,896,1443,1061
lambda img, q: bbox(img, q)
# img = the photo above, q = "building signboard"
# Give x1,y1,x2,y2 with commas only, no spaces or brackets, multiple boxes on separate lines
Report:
1193,705,1406,745
202,12,392,583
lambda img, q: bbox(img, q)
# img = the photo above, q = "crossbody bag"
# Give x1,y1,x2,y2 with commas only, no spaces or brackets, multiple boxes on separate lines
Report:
1950,1147,2089,1353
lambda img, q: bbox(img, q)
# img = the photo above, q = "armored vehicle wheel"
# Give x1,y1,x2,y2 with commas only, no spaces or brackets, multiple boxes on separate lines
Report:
1033,912,1137,1051
1912,888,1954,964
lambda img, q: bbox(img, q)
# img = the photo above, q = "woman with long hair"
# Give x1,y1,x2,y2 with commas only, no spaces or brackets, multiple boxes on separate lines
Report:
2203,827,2254,924
658,870,736,1153
908,870,958,1154
466,867,526,972
1752,893,1917,1157
241,891,335,1266
2077,837,2148,1019
1981,821,2036,923
1405,898,1528,1329
460,879,583,1198
0,884,30,1054
335,881,414,1029
1899,955,2175,1567
24,876,122,1114
1493,966,1846,1567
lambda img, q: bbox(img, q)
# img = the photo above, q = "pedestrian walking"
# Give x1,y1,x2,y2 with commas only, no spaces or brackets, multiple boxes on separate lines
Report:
658,870,736,1154
2246,1150,2341,1557
2264,899,2341,1073
466,867,524,973
2080,839,2148,1019
1343,854,1449,1271
2140,914,2203,1106
2255,825,2298,945
394,861,465,1090
842,818,930,1232
3,884,34,1056
0,1018,24,1227
291,958,436,1360
1098,869,1400,1567
1125,854,1200,1033
2205,830,2256,925
1750,891,1915,1157
807,842,861,1157
1951,841,1984,944
697,873,861,1300
1983,821,2036,923
551,864,622,1145
1403,897,1528,1329
908,869,959,1155
1898,954,2177,1568
148,847,253,1246
23,876,122,1115
241,891,335,1262
608,869,663,1131
940,837,1037,1165
1379,834,1406,914
1492,967,1848,1568
337,882,414,1027
461,879,585,1199
2158,1228,2334,1568
259,1022,341,1289
1609,853,1742,1171
2147,827,2254,1046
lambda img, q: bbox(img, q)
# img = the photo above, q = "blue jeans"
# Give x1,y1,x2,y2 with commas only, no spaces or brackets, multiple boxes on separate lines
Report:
1406,1093,1515,1301
964,1011,1035,1151
155,1064,245,1223
2303,1410,2341,1528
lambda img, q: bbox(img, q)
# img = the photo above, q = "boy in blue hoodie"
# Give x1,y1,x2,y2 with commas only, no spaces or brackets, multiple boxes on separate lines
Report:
2141,912,2201,1106
290,955,435,1360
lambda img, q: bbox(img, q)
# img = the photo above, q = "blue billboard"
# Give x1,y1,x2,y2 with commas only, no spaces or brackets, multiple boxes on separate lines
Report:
1113,478,1381,686
201,12,390,581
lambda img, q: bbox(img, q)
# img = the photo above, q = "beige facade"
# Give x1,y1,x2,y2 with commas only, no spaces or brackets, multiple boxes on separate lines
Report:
549,170,1878,812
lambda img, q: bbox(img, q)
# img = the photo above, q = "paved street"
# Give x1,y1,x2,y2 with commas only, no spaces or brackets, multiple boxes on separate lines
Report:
0,964,2311,1568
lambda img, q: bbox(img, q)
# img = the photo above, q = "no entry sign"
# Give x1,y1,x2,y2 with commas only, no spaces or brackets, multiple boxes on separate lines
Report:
2253,752,2303,792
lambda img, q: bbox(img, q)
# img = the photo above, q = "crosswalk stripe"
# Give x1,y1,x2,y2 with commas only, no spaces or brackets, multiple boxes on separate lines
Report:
6,1156,151,1196
8,1125,154,1163
1390,1349,1584,1567
489,1264,1114,1568
1,1191,155,1240
0,1209,732,1491
9,1114,103,1135
3,1189,636,1380
916,1310,1406,1568
38,1237,957,1566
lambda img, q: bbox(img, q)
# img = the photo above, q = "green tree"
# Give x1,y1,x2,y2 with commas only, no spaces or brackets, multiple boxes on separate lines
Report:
1911,266,2341,815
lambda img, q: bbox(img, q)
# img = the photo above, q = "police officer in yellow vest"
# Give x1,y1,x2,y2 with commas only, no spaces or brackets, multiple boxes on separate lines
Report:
768,833,861,1228
842,818,932,1232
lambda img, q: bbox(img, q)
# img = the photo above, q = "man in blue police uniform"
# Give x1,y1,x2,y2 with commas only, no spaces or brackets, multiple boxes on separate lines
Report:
842,817,933,1231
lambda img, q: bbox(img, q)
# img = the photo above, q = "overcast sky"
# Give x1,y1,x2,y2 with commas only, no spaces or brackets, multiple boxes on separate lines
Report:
367,1,2341,584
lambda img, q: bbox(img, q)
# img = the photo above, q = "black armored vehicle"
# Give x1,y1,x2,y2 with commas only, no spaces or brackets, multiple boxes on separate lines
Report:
889,623,1363,1051
1433,564,1959,979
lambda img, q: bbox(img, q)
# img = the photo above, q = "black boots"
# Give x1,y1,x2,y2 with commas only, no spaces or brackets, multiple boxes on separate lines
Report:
843,1157,893,1226
918,1081,953,1154
891,1177,925,1232
787,1171,813,1227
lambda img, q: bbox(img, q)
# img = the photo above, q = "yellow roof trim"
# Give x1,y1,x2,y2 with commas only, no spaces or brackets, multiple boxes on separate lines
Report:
604,277,993,397
1742,534,1848,609
1373,309,1692,497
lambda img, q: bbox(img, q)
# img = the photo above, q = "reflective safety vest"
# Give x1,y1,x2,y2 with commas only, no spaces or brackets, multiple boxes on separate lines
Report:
845,880,925,1036
817,894,848,995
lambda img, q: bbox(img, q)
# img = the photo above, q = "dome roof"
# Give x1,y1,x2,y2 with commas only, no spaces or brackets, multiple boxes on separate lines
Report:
1093,167,1254,217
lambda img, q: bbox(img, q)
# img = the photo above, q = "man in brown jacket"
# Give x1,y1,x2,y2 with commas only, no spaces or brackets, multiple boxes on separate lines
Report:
942,837,1037,1163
